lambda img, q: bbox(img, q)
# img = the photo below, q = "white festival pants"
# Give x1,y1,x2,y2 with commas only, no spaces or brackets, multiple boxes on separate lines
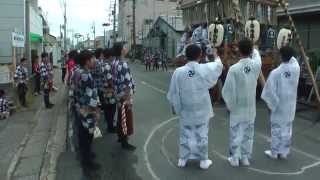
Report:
179,121,209,161
270,121,293,156
229,121,255,159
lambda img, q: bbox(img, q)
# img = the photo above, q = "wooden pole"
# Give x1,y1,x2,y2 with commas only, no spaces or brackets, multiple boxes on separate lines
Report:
278,0,320,105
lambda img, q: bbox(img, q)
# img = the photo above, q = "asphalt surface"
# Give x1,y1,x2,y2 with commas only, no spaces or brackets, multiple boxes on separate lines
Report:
56,62,320,180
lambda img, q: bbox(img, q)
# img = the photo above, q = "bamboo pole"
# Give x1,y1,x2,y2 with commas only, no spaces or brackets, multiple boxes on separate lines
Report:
277,0,320,105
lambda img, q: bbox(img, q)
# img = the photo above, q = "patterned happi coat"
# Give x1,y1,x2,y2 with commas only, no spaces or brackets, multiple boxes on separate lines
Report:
92,58,105,91
14,65,28,85
114,60,135,103
102,61,117,105
76,68,99,133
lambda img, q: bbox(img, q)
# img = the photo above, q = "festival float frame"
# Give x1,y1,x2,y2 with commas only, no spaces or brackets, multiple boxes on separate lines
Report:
177,0,320,107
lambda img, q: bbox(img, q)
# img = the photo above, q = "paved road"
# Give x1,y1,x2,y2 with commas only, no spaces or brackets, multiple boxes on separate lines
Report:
57,63,320,180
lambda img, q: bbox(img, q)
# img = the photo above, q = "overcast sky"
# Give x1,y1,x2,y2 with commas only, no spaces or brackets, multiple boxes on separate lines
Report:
39,0,112,40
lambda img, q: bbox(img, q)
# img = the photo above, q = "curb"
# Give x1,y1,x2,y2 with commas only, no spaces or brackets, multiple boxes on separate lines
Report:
39,88,67,180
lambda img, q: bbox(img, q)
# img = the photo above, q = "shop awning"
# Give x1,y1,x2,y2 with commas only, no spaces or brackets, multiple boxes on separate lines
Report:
29,32,43,43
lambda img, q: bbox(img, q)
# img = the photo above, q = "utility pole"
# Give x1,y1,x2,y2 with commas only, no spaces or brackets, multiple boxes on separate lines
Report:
25,0,31,72
113,0,116,44
132,0,136,60
92,22,96,48
63,0,67,53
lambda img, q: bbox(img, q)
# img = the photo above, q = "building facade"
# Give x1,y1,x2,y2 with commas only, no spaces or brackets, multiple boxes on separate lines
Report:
277,0,320,50
118,0,180,49
0,0,25,64
0,0,43,83
180,0,278,25
143,16,184,60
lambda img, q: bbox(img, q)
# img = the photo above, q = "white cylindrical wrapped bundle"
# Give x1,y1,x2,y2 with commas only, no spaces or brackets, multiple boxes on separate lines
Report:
277,28,292,49
245,19,260,43
208,23,224,47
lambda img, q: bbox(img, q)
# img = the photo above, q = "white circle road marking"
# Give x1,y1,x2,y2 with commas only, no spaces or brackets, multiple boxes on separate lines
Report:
143,117,178,180
161,127,177,168
140,78,320,176
146,117,320,179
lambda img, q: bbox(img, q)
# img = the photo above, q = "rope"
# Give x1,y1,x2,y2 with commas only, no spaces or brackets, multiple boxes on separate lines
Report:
121,102,128,135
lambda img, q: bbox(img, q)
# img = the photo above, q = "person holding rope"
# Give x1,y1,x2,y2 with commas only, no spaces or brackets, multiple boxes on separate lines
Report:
222,38,262,167
262,46,300,160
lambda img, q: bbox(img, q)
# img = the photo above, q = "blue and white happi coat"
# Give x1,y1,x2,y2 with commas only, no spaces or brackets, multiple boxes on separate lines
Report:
114,60,135,103
76,68,99,133
92,58,104,91
102,61,117,105
14,65,28,85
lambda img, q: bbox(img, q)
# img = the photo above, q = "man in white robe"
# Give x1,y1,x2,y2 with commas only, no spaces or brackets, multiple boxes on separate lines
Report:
261,46,300,159
222,39,262,167
167,44,223,169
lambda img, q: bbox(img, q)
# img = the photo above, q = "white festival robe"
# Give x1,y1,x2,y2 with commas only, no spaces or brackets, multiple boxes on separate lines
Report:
167,58,223,160
261,57,300,155
222,49,262,159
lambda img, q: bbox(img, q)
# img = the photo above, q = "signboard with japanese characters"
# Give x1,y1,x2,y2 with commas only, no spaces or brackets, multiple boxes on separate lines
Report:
12,32,25,48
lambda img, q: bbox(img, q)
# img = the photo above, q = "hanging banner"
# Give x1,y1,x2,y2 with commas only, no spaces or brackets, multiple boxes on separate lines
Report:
12,32,25,48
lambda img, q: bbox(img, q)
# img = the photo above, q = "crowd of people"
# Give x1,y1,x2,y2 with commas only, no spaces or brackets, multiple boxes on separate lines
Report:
144,48,168,72
168,40,300,169
0,53,55,121
65,42,136,171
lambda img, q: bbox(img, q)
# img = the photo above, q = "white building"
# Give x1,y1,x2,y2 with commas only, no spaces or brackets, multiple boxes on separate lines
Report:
118,0,181,48
0,0,43,83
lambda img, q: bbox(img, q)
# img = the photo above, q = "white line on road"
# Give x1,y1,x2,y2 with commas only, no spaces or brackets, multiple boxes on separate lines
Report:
141,81,167,94
140,77,320,177
256,133,320,161
144,117,178,180
161,127,176,168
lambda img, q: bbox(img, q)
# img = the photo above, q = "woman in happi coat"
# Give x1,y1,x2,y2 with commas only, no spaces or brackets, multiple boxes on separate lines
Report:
261,46,300,159
113,42,136,151
101,48,117,133
167,44,223,169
